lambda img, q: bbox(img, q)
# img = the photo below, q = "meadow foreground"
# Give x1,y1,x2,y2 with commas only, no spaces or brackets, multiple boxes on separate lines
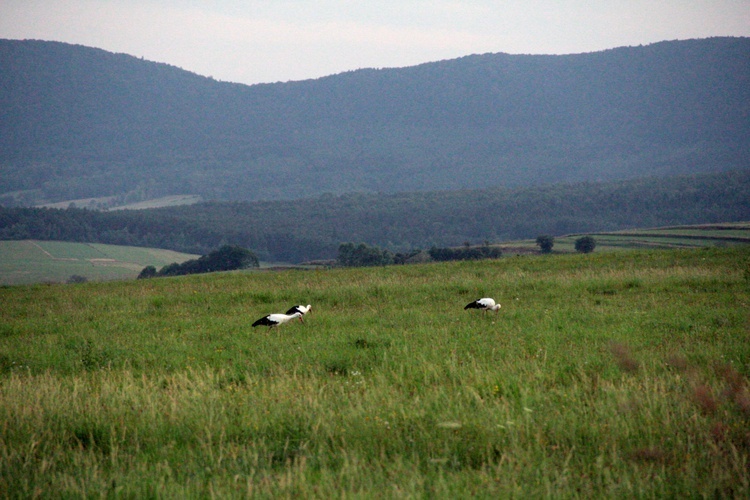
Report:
0,248,748,497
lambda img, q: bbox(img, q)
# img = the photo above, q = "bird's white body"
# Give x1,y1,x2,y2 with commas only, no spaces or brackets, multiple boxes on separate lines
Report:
252,312,302,328
464,297,501,313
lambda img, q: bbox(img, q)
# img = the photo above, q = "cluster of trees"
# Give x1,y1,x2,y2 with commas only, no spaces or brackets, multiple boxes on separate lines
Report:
336,242,506,268
428,244,502,262
536,235,597,254
138,245,258,278
337,243,394,267
0,170,747,263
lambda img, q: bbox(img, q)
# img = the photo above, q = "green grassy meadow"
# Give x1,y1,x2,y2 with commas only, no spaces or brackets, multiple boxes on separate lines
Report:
1,248,749,497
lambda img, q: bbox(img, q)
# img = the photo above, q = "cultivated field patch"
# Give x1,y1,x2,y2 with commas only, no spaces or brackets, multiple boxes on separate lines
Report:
0,241,198,285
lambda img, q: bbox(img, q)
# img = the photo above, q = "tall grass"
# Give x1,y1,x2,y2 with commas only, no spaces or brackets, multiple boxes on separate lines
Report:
1,248,748,496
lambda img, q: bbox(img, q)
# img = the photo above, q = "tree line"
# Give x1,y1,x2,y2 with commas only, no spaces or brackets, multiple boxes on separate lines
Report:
0,170,747,263
335,236,596,268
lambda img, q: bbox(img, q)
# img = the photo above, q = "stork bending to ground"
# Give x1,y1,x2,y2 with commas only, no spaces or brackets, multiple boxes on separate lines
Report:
252,312,303,329
285,304,312,323
464,297,501,313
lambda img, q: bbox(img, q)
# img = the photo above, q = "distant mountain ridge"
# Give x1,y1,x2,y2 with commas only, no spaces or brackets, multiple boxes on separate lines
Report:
1,37,749,205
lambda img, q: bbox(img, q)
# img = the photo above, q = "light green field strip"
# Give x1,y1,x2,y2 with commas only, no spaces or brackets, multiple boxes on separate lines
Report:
0,241,198,285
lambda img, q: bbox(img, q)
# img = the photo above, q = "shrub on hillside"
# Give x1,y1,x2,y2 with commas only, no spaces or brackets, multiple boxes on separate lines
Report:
575,236,597,253
536,235,554,253
137,266,157,279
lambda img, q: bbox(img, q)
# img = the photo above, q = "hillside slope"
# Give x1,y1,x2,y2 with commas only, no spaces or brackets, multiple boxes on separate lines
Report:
1,37,748,204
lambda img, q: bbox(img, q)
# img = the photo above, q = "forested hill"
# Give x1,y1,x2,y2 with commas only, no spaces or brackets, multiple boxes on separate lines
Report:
2,170,748,262
1,37,749,206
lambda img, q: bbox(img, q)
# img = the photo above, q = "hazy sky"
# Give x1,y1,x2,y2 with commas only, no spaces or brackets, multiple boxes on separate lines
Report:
2,1,749,85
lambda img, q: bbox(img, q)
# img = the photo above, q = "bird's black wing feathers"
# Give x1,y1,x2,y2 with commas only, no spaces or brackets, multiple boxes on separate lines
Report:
464,301,482,310
252,316,275,327
285,306,302,315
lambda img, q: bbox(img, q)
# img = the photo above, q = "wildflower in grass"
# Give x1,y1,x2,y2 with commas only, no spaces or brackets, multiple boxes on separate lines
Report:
374,416,390,428
348,370,365,386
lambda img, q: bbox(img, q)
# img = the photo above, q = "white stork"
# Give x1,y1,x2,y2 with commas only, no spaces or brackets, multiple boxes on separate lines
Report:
284,304,312,323
464,297,501,313
252,312,303,329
